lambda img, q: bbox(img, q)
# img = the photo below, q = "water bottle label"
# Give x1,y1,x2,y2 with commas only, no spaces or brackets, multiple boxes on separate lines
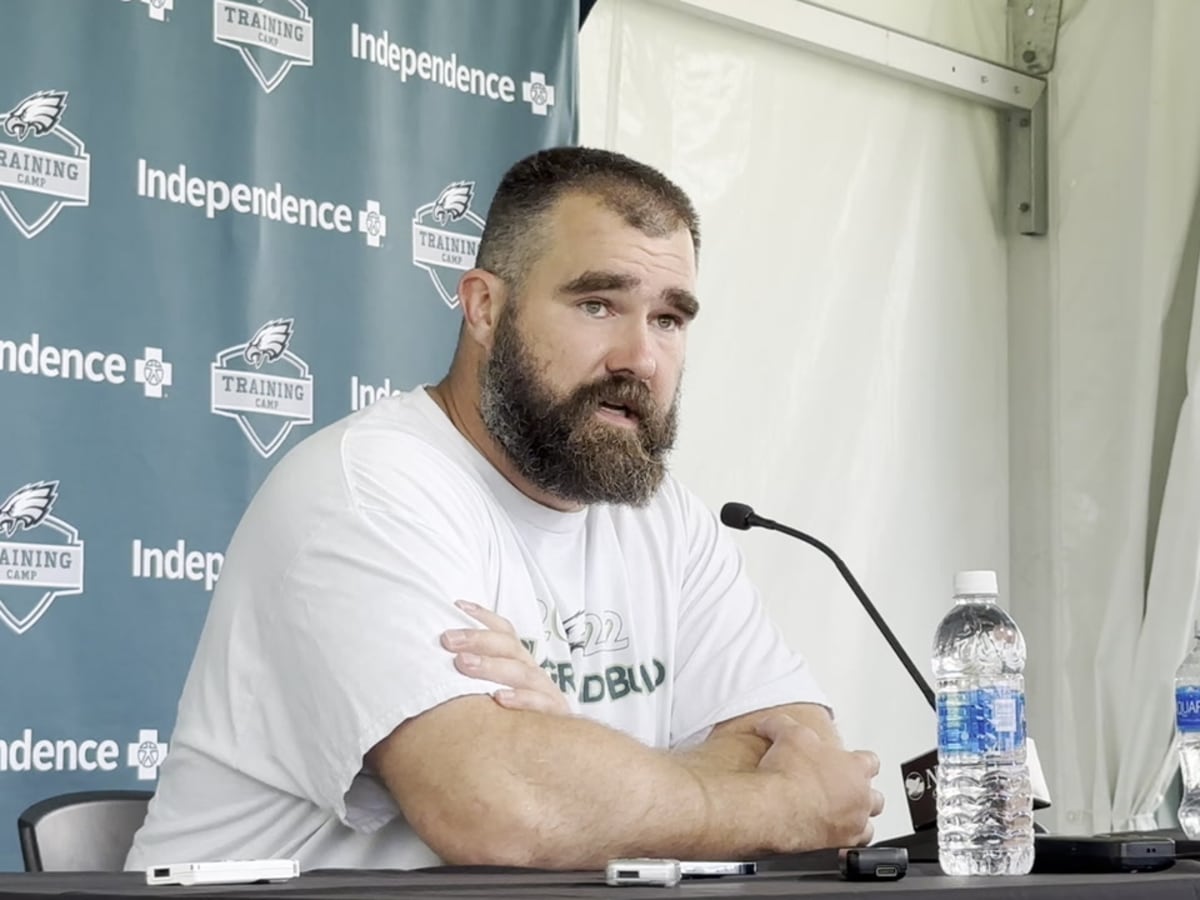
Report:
1177,686,1200,732
937,687,1026,756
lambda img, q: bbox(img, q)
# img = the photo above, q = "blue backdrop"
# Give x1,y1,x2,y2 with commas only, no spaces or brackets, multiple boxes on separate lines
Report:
0,0,576,871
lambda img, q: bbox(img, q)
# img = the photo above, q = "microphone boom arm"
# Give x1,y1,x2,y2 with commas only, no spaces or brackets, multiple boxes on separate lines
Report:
761,518,938,713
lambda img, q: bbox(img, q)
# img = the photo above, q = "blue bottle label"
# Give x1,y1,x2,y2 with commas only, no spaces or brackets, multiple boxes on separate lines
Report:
937,687,1026,756
1177,686,1200,733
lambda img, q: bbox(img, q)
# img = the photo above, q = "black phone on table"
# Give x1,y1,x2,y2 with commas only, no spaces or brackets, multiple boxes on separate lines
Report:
1032,834,1175,873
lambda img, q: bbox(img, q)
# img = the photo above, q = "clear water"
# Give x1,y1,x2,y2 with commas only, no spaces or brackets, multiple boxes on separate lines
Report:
1176,636,1200,838
1178,736,1200,838
933,597,1034,876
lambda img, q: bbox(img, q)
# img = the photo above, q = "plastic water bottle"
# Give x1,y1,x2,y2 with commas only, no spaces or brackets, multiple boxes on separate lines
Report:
1175,622,1200,837
933,570,1034,876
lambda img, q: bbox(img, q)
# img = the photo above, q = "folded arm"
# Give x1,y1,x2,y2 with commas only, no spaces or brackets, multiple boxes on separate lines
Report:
366,694,876,870
443,601,841,776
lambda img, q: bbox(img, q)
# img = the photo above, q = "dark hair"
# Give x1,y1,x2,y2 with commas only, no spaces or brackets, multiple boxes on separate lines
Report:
475,146,701,291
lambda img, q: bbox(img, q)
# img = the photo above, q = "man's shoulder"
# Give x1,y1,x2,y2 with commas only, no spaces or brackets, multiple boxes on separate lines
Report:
340,389,467,466
277,389,477,489
232,389,489,538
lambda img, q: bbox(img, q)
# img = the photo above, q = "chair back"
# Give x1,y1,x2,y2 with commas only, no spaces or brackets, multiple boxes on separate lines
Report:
18,790,153,872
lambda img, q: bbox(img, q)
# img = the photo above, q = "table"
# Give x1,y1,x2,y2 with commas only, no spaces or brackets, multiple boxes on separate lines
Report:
0,855,1198,900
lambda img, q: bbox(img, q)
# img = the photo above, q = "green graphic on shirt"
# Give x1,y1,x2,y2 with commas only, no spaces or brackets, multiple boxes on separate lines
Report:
536,656,666,704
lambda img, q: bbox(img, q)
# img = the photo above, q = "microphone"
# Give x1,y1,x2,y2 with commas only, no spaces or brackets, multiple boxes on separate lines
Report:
719,501,936,711
720,500,1052,856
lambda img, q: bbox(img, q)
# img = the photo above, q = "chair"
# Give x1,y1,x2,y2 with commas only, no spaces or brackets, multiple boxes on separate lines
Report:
17,790,153,872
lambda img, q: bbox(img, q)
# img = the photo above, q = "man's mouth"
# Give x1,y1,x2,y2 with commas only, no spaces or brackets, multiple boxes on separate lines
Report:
597,401,640,424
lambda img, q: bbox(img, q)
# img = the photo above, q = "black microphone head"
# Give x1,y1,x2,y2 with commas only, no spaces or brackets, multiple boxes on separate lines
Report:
720,502,757,530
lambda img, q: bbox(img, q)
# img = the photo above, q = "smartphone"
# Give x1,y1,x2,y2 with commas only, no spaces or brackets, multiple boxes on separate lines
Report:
680,860,757,877
838,847,908,881
1033,835,1175,873
1100,831,1200,861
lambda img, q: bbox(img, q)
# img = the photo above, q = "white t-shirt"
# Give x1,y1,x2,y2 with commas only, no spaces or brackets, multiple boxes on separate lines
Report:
126,387,828,871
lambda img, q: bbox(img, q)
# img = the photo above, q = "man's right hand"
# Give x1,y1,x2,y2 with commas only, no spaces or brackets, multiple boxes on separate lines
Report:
441,600,573,717
753,714,884,850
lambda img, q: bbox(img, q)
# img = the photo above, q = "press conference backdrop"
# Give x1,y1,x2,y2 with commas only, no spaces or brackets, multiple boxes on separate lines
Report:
0,0,576,871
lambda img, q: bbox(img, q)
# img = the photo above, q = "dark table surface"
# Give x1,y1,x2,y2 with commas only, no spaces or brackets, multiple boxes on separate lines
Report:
1,853,1198,900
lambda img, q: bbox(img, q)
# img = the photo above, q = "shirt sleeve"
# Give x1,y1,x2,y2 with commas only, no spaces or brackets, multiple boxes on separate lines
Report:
242,430,509,833
668,482,831,749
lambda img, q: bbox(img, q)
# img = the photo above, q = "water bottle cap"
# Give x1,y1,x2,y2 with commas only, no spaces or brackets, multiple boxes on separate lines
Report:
954,569,998,596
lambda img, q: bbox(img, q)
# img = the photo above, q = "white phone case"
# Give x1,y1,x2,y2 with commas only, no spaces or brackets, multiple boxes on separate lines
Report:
605,858,683,886
145,858,300,886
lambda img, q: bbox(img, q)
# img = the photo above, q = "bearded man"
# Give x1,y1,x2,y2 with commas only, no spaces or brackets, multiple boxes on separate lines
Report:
127,147,882,872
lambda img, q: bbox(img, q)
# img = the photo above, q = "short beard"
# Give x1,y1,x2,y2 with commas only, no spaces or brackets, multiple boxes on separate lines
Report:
478,305,678,507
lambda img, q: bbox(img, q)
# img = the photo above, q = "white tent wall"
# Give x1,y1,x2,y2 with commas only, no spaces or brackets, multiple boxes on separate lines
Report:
1011,0,1200,835
580,0,1010,844
579,0,1200,842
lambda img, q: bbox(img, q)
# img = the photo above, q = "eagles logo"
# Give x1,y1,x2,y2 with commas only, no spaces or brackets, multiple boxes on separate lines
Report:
412,179,486,309
432,182,474,226
243,318,294,368
211,316,314,459
2,91,67,143
0,481,59,537
0,88,90,239
0,478,85,635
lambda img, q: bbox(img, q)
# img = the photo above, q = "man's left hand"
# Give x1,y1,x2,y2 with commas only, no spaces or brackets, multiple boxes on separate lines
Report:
441,599,572,716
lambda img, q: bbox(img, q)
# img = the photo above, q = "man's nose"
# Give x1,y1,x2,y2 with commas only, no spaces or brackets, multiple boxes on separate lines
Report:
605,319,657,381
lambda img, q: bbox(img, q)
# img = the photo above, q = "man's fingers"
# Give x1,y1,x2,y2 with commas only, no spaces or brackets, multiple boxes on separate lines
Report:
753,714,810,744
853,749,881,778
454,599,517,635
869,789,885,817
853,822,875,847
454,653,552,692
492,687,571,716
442,627,531,661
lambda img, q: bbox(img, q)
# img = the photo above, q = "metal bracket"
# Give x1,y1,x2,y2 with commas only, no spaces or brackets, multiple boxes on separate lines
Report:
1006,1,1060,235
1009,92,1049,236
1008,0,1063,75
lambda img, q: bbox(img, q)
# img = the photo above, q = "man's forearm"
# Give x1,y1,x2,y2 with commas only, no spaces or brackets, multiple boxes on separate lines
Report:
370,697,817,869
677,730,770,773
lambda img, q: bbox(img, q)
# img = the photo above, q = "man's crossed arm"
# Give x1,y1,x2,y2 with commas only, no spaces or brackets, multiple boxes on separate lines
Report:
365,601,883,869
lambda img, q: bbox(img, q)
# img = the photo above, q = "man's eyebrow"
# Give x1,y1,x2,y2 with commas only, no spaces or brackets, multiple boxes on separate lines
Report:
558,270,700,320
557,270,639,295
663,288,700,320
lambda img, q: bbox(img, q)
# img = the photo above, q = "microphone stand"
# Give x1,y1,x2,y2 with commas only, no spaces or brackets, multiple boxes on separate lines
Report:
750,515,936,712
720,502,1049,862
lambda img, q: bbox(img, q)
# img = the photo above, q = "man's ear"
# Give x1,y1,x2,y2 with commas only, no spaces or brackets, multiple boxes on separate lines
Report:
458,269,505,349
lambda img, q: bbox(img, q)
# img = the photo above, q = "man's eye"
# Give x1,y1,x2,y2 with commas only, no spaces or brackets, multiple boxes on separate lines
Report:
656,315,683,331
582,300,607,316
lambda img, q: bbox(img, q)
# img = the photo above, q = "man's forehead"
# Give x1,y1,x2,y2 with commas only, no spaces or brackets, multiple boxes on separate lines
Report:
549,192,688,238
541,196,696,277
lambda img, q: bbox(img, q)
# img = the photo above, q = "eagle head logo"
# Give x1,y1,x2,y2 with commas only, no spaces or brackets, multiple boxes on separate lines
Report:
432,182,474,226
243,318,294,369
2,91,68,143
0,481,59,538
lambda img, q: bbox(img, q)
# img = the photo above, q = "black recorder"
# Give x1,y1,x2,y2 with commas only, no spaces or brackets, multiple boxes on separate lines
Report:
838,847,908,881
